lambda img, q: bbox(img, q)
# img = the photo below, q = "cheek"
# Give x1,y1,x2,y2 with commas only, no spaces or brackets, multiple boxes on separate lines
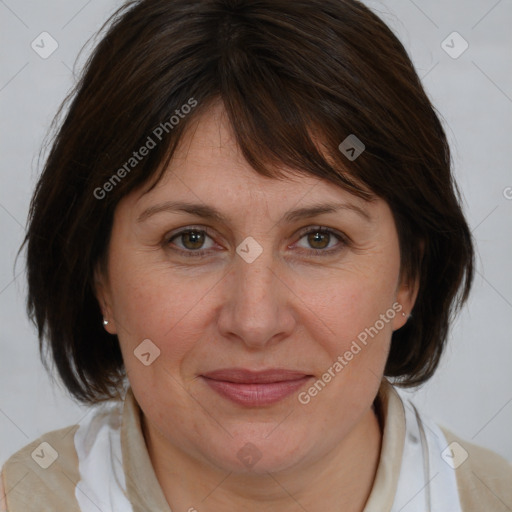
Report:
299,260,400,351
296,273,397,421
109,262,208,409
107,250,205,360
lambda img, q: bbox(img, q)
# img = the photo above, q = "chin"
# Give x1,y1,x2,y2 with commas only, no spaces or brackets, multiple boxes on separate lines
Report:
197,427,313,475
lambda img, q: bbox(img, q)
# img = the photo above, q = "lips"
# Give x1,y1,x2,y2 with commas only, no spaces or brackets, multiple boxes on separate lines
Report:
202,368,310,383
201,368,313,406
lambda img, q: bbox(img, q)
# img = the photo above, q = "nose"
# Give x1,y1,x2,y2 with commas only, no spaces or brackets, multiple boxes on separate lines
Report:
216,246,296,350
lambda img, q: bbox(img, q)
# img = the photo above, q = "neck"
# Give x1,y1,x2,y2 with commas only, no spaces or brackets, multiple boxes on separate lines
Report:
143,402,383,512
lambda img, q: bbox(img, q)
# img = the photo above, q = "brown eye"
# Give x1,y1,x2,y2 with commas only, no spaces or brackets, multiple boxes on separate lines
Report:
307,231,331,250
180,230,206,250
166,228,216,256
295,227,347,256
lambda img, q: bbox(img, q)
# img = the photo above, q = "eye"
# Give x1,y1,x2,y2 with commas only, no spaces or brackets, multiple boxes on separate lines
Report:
165,228,216,257
294,227,347,256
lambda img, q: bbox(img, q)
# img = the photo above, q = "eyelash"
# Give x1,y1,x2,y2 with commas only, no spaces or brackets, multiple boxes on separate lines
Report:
163,225,349,258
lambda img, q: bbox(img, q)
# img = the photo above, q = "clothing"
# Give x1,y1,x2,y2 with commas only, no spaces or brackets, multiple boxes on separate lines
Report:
2,379,511,511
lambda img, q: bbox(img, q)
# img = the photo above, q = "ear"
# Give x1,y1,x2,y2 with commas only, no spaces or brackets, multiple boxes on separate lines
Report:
392,241,424,331
93,262,118,335
393,239,425,331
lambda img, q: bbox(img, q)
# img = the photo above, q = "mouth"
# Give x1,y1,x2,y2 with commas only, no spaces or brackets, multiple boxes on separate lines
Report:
200,368,313,407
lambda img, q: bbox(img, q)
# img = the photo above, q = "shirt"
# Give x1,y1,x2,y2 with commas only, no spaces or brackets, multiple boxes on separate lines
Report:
2,379,512,511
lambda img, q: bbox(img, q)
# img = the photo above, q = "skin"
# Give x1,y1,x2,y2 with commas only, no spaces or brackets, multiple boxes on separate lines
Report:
95,101,419,512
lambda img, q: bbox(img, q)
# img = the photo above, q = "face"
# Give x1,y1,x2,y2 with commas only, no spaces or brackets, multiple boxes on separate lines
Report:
96,102,416,475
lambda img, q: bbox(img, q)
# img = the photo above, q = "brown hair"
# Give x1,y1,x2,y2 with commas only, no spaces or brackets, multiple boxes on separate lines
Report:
21,0,474,403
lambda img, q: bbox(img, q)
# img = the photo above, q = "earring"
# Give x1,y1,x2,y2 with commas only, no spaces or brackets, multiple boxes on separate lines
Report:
103,318,109,326
401,312,407,317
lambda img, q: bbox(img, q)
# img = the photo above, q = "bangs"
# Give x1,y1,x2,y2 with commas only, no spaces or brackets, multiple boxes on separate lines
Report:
130,2,397,202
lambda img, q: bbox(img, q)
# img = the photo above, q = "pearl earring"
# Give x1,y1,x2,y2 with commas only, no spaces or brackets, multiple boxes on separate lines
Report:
103,318,109,326
402,312,407,317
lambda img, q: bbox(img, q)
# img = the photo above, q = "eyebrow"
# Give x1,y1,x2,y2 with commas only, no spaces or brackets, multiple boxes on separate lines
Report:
136,200,372,224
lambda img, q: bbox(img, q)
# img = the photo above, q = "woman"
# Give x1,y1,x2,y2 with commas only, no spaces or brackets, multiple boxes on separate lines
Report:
1,0,511,510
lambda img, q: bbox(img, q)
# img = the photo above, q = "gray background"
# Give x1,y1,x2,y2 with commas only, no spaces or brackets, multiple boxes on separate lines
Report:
1,0,511,467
